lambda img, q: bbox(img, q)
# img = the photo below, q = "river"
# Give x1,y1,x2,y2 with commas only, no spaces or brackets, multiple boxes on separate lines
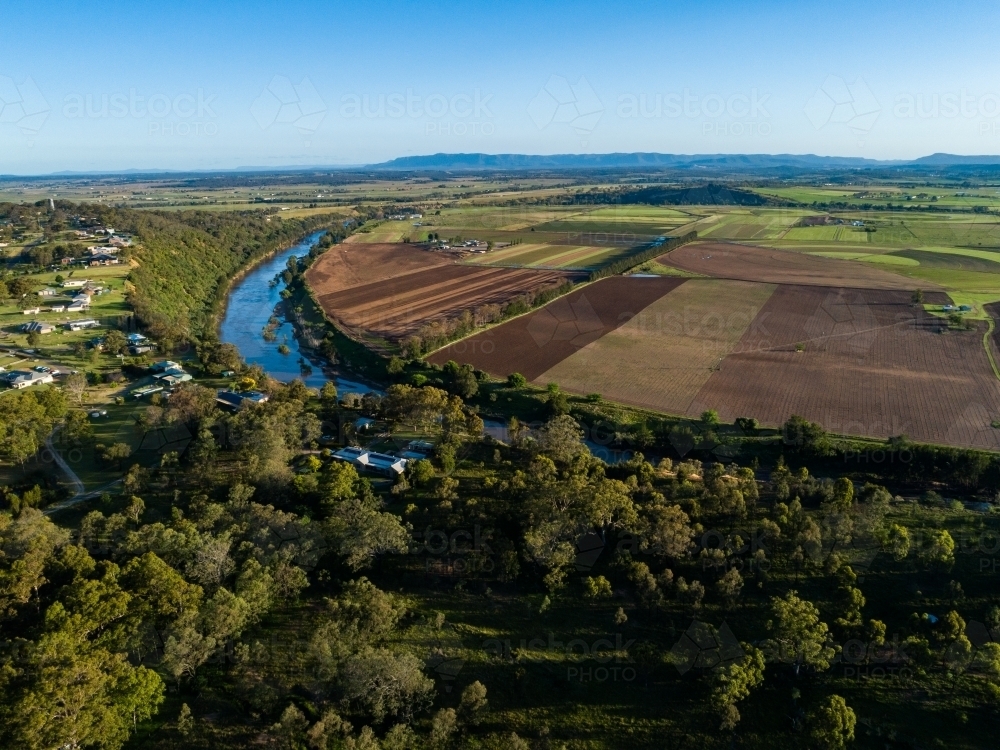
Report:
218,232,377,396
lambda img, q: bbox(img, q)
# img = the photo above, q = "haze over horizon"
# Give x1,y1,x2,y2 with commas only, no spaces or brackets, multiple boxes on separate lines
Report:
3,0,1000,174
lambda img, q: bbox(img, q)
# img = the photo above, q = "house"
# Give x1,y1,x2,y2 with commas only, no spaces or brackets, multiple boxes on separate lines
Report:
215,390,269,409
331,446,408,478
49,305,65,313
7,370,54,389
22,321,54,334
132,384,164,399
149,360,180,373
60,257,74,265
129,345,155,355
87,246,119,255
37,288,58,297
61,279,88,288
67,301,90,313
22,307,41,315
65,319,100,332
157,372,192,386
126,333,147,344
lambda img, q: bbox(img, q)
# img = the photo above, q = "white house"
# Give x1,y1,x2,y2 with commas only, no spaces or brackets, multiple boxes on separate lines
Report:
65,319,100,332
61,279,88,288
7,371,54,389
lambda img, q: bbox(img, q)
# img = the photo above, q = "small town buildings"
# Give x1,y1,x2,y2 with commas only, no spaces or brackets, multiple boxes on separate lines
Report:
22,307,41,315
61,279,89,288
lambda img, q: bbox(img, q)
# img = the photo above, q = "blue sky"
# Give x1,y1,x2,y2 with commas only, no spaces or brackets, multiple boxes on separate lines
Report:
2,0,999,172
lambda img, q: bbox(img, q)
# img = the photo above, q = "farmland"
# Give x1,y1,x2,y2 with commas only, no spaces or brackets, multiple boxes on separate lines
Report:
427,276,685,377
305,241,579,343
536,280,776,414
690,285,1000,449
662,241,933,289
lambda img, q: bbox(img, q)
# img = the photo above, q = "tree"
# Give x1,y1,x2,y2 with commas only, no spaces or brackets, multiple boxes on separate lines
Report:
323,460,360,504
711,645,765,729
507,372,527,388
124,496,145,526
102,329,128,355
0,616,165,750
807,695,856,750
583,575,613,599
443,360,478,399
340,648,434,722
409,459,435,487
102,442,132,470
642,502,694,559
877,523,910,561
535,415,588,464
764,591,836,674
63,372,87,406
387,356,406,375
271,704,309,749
782,415,831,455
458,681,488,726
325,496,410,570
429,707,457,748
176,704,194,736
716,567,743,607
701,409,720,426
320,381,339,412
63,409,93,442
920,529,955,567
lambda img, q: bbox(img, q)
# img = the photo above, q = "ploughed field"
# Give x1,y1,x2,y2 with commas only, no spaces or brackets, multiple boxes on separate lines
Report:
664,241,939,290
304,242,577,341
433,241,1000,450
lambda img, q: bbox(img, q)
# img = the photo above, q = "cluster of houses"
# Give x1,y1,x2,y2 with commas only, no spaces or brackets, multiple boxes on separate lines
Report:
20,318,101,334
387,213,422,221
20,280,107,328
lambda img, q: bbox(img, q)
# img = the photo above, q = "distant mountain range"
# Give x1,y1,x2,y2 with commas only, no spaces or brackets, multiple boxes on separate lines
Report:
6,152,1000,179
370,152,1000,170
